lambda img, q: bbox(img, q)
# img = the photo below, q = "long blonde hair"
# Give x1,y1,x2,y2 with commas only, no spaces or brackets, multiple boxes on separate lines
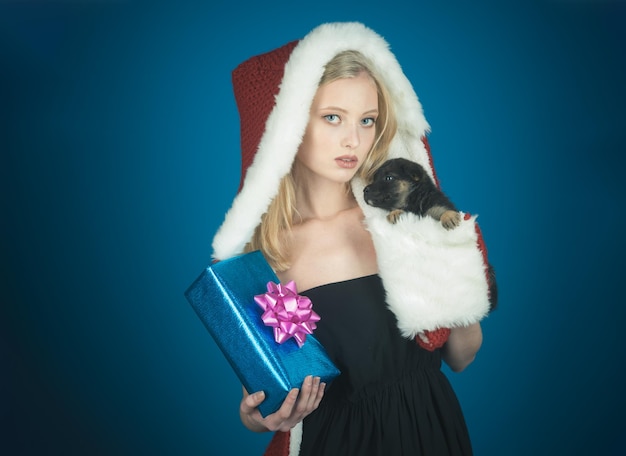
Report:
245,50,397,270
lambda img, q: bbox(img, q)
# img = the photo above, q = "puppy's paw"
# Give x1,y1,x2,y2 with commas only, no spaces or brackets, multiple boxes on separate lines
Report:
440,210,461,230
387,209,404,224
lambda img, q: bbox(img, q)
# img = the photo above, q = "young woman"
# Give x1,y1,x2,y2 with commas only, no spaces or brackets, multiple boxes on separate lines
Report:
211,22,495,456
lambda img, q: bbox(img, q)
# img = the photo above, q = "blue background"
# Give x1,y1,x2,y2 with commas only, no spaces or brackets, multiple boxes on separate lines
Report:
2,1,625,454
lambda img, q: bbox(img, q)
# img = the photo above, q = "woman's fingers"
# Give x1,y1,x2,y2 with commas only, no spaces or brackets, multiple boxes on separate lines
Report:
263,387,299,432
293,375,313,415
313,381,326,409
299,375,323,412
240,376,326,433
241,390,265,413
276,387,301,418
240,390,269,432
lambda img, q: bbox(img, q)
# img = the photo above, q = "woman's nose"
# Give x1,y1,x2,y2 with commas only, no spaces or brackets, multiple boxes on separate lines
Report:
341,124,360,149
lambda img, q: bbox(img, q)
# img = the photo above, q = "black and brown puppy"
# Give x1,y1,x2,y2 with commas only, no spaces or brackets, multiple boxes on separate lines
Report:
363,157,461,229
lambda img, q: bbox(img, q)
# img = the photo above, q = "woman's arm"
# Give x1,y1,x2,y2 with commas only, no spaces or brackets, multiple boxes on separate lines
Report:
239,375,325,433
441,323,483,372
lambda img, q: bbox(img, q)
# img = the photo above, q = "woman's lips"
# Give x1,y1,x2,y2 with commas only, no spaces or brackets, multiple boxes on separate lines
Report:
335,155,358,169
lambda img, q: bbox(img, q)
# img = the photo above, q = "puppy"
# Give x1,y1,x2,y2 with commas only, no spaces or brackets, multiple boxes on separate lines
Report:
363,157,461,229
364,157,499,311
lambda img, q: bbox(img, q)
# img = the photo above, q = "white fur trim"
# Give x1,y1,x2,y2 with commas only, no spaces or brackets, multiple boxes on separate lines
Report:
289,423,303,456
212,22,430,260
355,176,491,336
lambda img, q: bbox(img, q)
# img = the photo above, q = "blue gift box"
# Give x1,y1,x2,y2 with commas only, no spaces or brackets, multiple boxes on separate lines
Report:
185,250,340,417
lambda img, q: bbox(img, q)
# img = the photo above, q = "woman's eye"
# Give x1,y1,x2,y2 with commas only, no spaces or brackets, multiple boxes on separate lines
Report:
324,114,340,123
361,117,376,127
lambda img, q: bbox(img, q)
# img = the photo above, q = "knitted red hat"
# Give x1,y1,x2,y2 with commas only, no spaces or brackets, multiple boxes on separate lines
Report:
232,40,299,191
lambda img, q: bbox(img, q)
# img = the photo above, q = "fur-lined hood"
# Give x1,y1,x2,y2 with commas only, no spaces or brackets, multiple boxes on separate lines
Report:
212,22,433,261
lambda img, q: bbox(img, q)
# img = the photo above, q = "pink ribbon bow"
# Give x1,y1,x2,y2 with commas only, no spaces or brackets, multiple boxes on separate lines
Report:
254,281,320,348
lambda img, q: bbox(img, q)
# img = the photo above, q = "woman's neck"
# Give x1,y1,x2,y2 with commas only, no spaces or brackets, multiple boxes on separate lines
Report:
294,179,357,222
289,155,363,221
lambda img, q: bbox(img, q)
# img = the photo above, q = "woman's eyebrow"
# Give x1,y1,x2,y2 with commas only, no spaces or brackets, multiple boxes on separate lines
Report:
319,106,379,115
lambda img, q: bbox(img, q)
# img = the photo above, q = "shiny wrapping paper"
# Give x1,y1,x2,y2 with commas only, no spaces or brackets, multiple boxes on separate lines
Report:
185,250,340,417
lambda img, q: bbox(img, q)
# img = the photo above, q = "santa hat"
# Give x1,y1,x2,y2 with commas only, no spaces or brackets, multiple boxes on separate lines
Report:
213,22,496,456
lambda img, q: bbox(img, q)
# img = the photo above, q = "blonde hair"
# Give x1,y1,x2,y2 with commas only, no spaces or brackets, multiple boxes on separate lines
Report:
245,50,397,270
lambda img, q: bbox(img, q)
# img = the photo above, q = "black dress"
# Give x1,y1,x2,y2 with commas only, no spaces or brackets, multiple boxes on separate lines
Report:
298,275,473,456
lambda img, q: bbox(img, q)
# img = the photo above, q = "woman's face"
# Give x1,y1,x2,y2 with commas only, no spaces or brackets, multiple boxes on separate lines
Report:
296,72,378,185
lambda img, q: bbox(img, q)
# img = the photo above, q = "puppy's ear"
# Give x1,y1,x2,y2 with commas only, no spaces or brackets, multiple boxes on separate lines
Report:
404,162,424,183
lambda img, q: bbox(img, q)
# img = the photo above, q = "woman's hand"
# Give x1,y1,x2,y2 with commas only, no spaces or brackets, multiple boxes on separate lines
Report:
240,375,326,432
